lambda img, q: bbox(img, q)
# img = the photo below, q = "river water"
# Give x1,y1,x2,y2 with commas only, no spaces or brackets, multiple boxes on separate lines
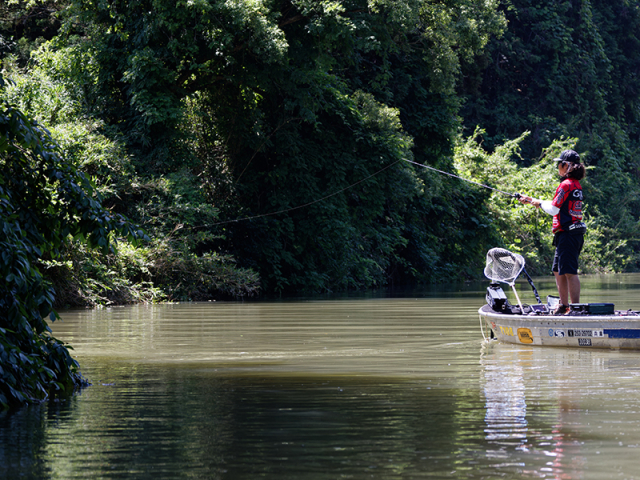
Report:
3,274,640,479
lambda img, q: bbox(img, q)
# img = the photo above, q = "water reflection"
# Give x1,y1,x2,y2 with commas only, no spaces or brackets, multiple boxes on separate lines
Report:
2,363,489,479
483,344,528,444
2,274,640,479
481,344,571,478
480,340,640,479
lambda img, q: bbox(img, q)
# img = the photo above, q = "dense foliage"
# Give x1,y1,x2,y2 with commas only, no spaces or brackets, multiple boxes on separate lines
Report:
3,0,640,301
459,0,640,272
4,0,640,409
2,0,509,299
0,72,148,408
50,0,506,292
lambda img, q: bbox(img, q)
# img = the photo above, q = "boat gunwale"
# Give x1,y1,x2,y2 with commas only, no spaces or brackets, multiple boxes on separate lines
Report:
479,304,640,349
479,304,640,323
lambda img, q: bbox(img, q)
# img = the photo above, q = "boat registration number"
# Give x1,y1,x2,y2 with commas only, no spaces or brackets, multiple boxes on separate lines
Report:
567,329,604,337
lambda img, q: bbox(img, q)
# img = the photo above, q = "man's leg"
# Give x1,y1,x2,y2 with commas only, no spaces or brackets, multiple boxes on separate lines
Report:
554,272,580,306
566,273,580,304
554,271,569,306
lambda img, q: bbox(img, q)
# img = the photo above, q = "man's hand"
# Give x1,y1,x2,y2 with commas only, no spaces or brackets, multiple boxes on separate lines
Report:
519,195,541,208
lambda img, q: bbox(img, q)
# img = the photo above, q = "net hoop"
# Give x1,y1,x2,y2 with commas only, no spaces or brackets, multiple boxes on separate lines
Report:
483,248,526,286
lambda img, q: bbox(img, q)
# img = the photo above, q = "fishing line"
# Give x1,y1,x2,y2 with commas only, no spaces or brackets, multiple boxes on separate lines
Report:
402,158,519,198
178,157,517,232
184,159,402,230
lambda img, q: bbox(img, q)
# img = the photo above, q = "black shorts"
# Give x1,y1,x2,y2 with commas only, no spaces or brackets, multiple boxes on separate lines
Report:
552,231,584,275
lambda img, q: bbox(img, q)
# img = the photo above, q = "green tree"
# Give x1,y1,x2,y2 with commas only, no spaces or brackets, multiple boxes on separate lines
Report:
52,0,506,292
1,35,261,304
455,129,634,275
0,73,145,408
0,0,64,64
460,0,640,271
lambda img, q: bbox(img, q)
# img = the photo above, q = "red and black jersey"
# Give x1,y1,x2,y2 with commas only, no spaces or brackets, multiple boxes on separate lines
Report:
551,178,583,234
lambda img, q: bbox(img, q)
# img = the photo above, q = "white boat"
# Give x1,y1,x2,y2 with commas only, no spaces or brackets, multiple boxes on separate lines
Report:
478,248,640,349
479,303,640,349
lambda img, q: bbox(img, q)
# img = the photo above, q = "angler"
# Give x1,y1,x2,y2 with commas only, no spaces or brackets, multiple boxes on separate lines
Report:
517,149,587,315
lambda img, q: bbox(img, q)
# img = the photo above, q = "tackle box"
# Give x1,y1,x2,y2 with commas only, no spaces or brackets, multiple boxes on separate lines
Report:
569,303,615,315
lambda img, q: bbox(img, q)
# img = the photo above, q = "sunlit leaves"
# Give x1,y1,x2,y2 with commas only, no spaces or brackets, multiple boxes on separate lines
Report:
453,129,636,275
420,0,505,95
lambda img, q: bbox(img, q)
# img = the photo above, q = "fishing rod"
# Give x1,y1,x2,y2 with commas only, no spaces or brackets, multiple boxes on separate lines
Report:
402,158,522,200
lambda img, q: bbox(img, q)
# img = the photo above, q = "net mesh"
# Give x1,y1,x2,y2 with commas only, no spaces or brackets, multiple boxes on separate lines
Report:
484,248,525,285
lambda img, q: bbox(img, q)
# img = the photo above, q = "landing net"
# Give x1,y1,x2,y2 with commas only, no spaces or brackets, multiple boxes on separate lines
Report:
484,248,525,285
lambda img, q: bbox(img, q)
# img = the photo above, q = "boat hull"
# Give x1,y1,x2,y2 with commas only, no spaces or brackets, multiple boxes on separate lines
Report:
479,304,640,349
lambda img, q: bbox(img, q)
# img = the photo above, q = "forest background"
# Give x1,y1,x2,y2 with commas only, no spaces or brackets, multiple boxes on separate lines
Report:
3,0,640,304
3,0,640,408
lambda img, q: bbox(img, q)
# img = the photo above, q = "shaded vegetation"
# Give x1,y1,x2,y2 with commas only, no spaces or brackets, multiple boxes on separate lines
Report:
0,76,145,408
3,0,640,408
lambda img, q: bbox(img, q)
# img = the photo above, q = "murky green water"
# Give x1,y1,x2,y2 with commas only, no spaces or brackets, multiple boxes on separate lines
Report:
3,274,640,479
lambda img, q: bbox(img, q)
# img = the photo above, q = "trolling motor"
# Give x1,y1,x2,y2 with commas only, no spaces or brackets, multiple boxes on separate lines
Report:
486,283,509,312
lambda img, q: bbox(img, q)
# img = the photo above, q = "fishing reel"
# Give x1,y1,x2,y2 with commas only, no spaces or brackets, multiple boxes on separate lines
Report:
513,193,530,203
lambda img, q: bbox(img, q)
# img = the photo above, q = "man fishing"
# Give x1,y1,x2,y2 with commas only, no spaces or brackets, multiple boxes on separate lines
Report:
518,149,587,315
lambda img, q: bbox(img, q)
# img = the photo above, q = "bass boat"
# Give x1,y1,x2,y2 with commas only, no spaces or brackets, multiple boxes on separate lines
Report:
479,248,640,349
